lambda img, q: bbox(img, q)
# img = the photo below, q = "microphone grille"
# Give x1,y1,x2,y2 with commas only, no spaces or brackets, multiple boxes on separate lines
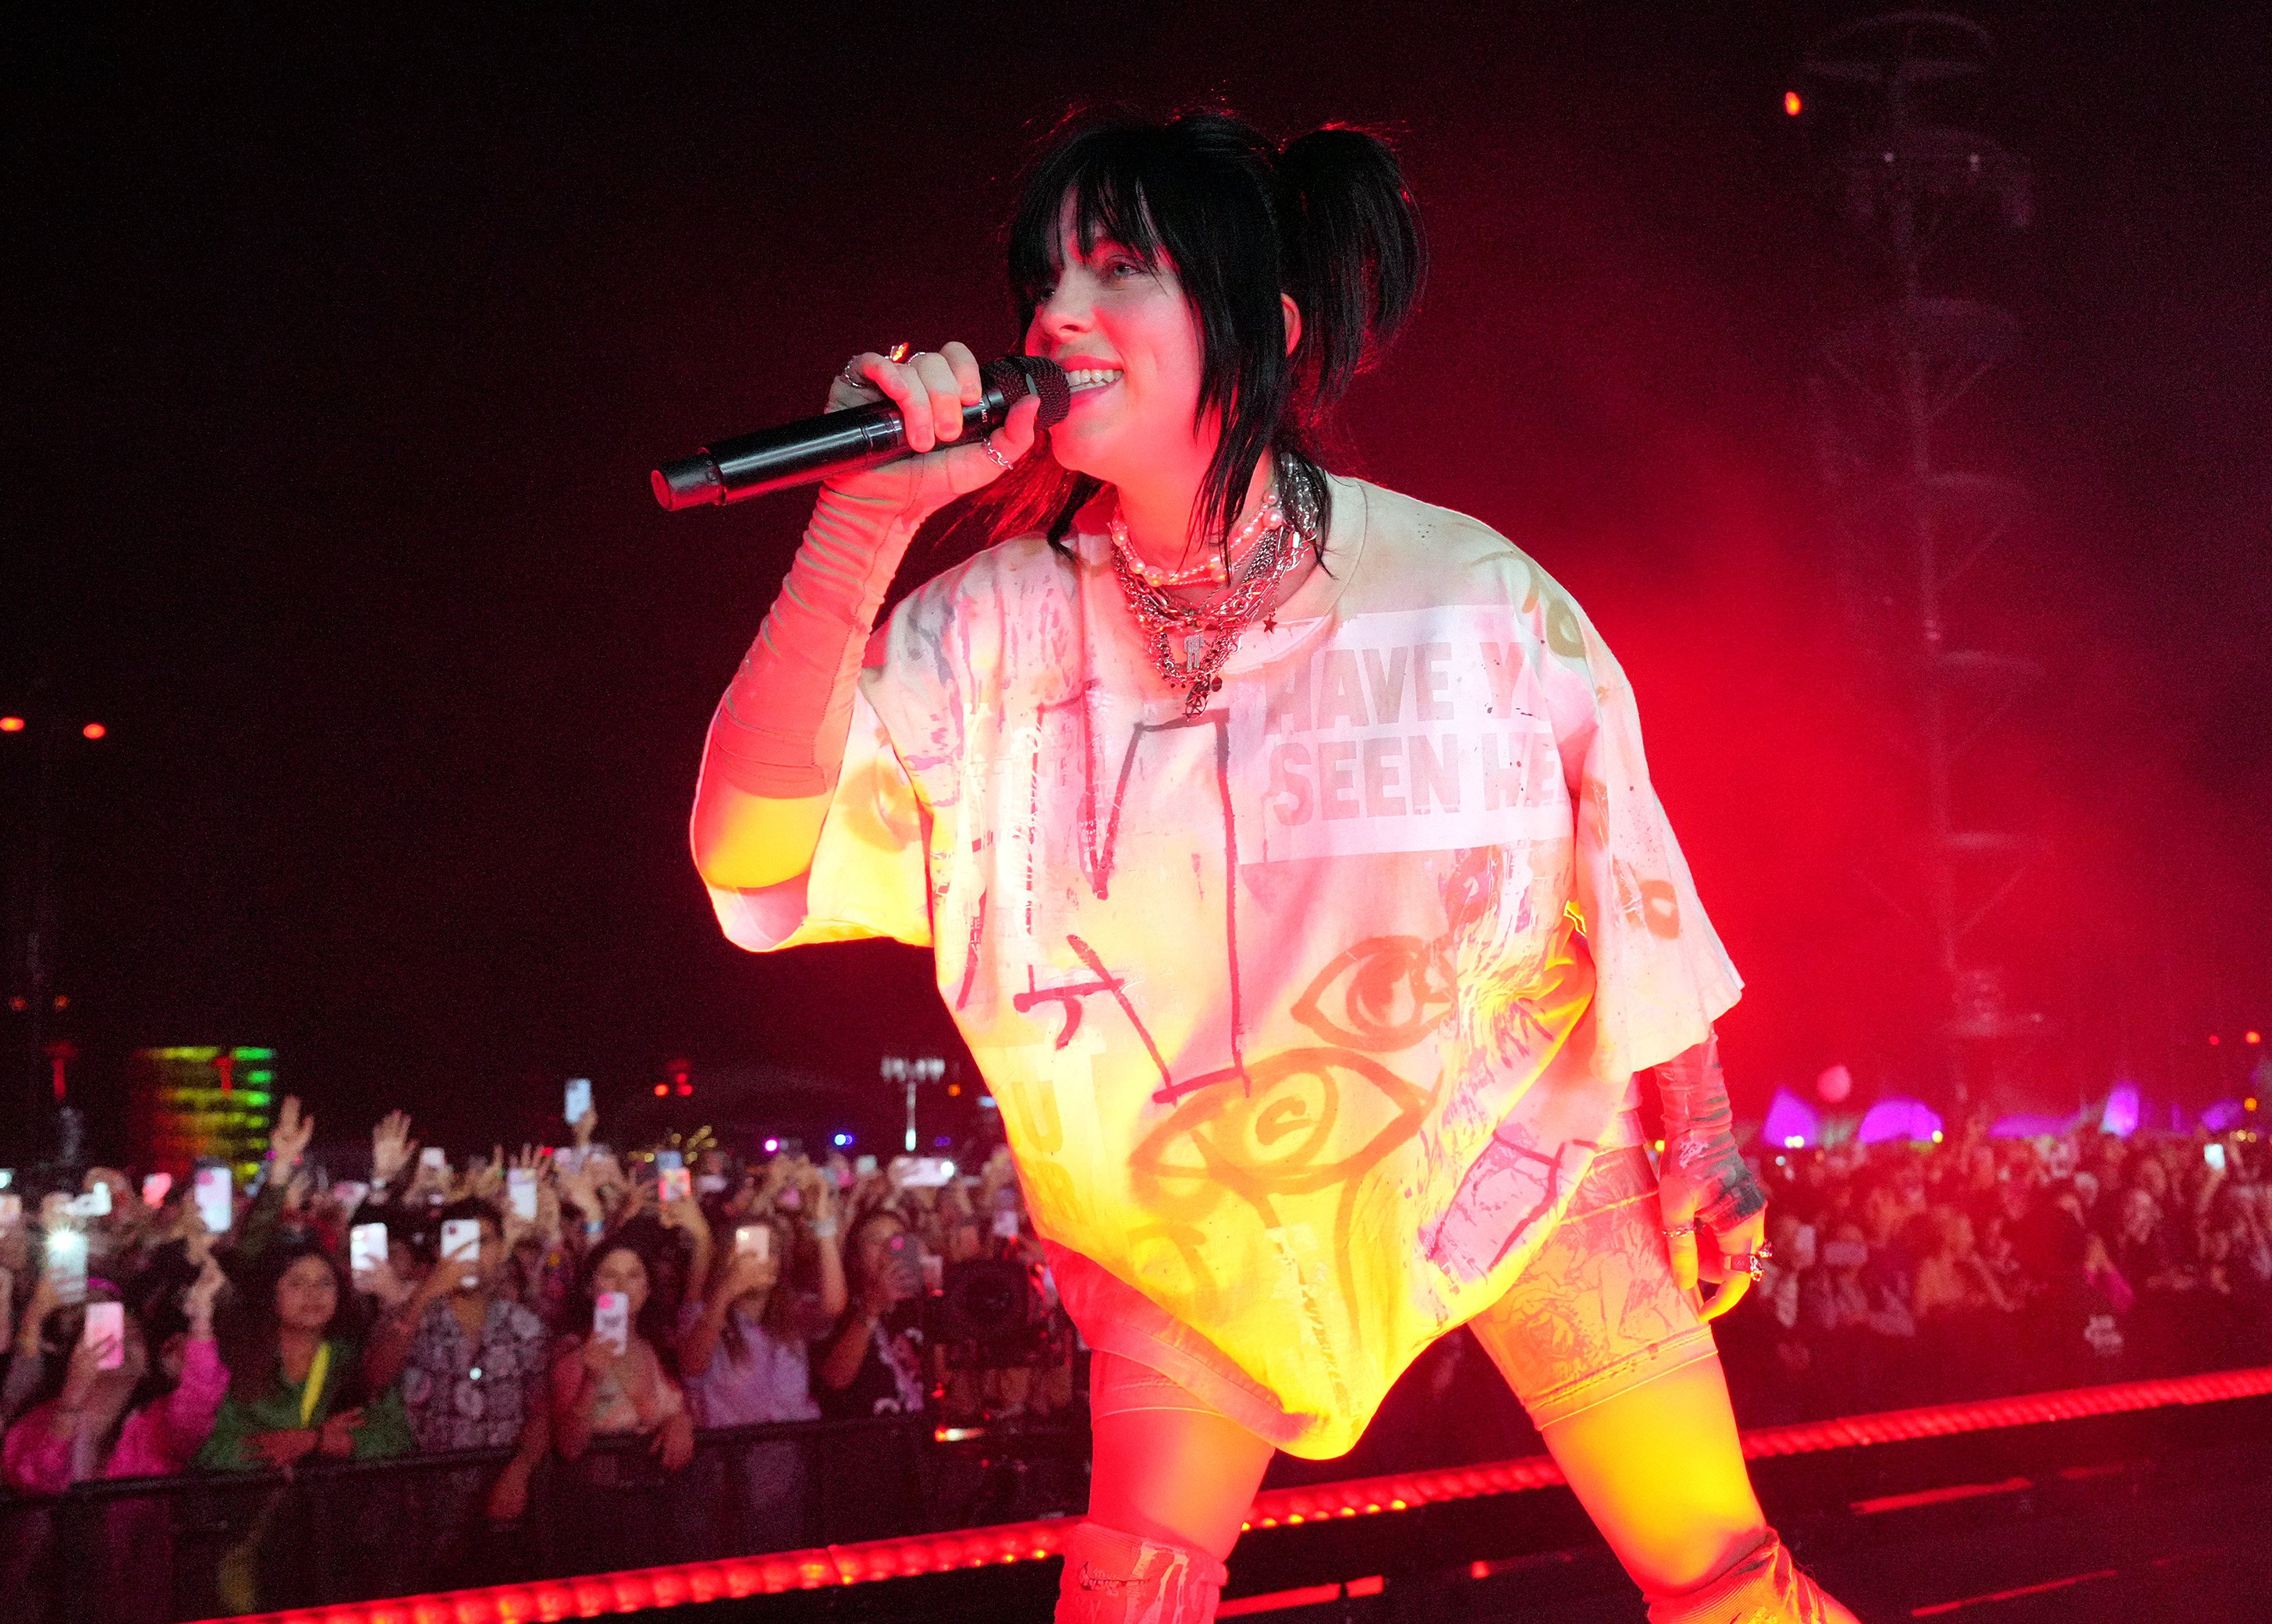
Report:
989,355,1071,428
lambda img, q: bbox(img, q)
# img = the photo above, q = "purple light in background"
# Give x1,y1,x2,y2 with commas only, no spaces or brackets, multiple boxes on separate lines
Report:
1989,1112,2075,1140
763,1136,779,1154
2100,1084,2140,1138
2201,1099,2246,1132
1858,1097,1944,1146
1762,1087,1822,1150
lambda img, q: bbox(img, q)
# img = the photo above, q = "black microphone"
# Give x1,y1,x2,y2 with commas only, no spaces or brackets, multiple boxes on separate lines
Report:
651,355,1072,510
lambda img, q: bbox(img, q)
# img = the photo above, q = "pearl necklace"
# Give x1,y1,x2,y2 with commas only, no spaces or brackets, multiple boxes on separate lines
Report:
1120,493,1287,589
1107,483,1314,718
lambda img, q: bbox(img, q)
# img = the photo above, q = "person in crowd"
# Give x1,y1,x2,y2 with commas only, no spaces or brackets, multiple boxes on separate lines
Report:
3,1257,225,1491
548,1235,694,1569
195,1239,411,1470
678,1169,847,1427
551,1236,693,1470
364,1197,550,1526
817,1208,928,1420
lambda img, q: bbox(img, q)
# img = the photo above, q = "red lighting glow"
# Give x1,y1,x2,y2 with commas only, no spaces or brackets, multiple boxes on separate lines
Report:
2210,1035,2222,1046
1784,90,1803,116
2249,1032,2263,1045
182,1366,2272,1624
653,1083,669,1096
0,716,23,732
81,722,106,739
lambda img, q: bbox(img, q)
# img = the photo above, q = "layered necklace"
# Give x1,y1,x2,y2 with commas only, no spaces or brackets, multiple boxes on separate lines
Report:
1108,479,1315,718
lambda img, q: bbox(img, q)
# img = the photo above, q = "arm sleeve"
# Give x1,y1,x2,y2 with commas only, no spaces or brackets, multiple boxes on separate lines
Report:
704,617,945,956
147,1335,229,1468
192,1394,260,1473
2,1404,74,1495
1542,595,1742,1080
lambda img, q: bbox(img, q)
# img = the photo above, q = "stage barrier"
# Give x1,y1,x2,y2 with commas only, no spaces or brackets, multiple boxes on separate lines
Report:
182,1363,2272,1624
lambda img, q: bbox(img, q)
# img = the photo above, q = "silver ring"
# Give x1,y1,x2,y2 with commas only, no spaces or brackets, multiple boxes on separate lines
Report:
977,436,1014,473
1661,1221,1697,1239
840,357,872,391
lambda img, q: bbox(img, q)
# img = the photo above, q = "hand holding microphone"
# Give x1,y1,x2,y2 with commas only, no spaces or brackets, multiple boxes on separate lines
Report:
653,342,1069,520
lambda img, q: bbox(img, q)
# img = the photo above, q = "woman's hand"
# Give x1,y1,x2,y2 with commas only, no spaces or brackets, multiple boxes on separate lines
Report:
658,1193,709,1242
250,1427,321,1469
17,1271,60,1355
317,1408,363,1459
722,1247,778,1302
186,1256,226,1336
270,1097,314,1172
822,341,1042,523
580,1334,624,1383
372,1110,417,1186
654,1408,694,1473
60,1330,118,1409
485,1459,531,1522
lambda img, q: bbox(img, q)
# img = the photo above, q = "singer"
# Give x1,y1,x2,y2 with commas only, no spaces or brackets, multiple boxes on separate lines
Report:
688,110,1853,1624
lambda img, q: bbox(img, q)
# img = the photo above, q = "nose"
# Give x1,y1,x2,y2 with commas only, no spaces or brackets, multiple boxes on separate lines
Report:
1029,280,1093,349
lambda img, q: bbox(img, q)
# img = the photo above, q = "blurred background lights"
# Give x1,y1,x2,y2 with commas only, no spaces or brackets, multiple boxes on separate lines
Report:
1784,89,1803,115
0,716,23,732
81,722,107,739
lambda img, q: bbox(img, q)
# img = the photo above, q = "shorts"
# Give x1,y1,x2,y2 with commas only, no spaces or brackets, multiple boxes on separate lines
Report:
1085,1120,1714,1437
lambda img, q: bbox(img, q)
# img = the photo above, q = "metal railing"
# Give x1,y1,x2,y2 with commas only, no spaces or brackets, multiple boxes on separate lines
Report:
0,1414,1090,1624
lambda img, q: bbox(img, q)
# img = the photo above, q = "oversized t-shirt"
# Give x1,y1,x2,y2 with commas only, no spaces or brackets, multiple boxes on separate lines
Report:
705,476,1740,1457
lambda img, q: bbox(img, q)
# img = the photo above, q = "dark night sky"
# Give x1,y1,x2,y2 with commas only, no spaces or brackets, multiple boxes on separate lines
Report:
5,4,2267,1161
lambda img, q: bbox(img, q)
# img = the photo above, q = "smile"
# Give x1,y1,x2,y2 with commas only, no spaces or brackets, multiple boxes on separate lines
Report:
1064,367,1123,393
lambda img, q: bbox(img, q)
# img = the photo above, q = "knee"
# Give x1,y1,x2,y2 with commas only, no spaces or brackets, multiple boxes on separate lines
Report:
1055,1519,1230,1624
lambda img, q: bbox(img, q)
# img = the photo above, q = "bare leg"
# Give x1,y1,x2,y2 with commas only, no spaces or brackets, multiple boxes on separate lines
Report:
1535,1353,1765,1595
1088,1402,1276,1564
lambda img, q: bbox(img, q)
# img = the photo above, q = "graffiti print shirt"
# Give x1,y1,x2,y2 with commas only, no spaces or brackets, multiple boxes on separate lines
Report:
706,477,1741,1456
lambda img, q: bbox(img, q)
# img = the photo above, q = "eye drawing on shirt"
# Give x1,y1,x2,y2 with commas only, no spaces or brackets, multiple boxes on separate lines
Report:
1288,934,1454,1053
1130,1043,1436,1324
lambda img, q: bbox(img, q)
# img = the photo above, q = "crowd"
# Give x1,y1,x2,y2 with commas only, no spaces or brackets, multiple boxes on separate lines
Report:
5,1095,2270,1607
1717,1119,2272,1421
0,1099,1072,1606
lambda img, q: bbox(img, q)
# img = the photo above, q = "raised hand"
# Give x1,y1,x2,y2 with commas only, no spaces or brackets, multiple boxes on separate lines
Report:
186,1256,226,1333
270,1097,314,1171
372,1111,417,1185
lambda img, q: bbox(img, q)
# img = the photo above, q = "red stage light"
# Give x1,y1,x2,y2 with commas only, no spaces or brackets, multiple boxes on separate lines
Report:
2248,1032,2263,1045
0,716,23,732
2210,1034,2222,1046
1784,90,1803,116
81,722,107,739
653,1083,669,1096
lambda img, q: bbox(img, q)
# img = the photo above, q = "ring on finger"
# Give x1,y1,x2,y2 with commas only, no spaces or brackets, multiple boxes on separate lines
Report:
1660,1221,1698,1239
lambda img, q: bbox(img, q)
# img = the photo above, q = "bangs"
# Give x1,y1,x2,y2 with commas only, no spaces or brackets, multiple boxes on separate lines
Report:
1007,129,1173,322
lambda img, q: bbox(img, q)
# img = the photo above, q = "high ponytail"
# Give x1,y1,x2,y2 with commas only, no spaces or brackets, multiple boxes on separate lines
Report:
1278,126,1428,417
986,107,1428,561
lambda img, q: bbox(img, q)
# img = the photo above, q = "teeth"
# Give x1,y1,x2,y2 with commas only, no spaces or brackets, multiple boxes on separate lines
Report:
1064,367,1122,390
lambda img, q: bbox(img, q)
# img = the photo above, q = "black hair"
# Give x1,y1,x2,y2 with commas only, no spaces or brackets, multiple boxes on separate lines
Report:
436,1195,505,1236
218,1236,364,1402
577,1229,680,1378
989,106,1425,559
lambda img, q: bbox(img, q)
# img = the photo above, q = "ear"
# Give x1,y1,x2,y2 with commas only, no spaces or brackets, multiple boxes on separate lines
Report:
1281,293,1302,357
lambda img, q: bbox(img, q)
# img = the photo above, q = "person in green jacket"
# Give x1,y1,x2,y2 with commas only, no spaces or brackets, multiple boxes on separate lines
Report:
196,1238,410,1471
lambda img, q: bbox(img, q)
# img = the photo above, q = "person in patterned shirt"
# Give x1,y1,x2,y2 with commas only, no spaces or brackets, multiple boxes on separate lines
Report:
365,1197,549,1541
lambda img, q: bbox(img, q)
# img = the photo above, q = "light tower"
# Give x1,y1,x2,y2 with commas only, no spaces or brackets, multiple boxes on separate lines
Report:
1795,13,2044,1107
2,696,110,1163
